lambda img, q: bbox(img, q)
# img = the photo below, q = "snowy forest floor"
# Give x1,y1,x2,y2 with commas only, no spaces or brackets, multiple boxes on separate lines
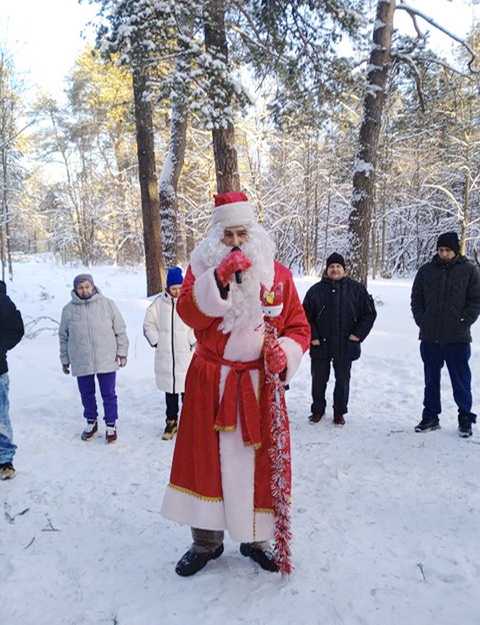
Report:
1,255,480,625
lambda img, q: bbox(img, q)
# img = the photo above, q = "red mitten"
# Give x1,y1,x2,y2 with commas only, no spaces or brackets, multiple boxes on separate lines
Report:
264,340,287,374
216,250,252,286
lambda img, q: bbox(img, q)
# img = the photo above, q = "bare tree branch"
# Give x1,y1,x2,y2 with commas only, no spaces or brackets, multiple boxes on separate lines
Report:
396,3,478,73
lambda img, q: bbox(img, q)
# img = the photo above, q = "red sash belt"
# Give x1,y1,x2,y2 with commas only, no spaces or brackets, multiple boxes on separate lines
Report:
196,344,264,448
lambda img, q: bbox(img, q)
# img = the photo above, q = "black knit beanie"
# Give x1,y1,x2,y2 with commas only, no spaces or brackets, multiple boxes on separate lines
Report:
437,232,460,255
326,253,346,270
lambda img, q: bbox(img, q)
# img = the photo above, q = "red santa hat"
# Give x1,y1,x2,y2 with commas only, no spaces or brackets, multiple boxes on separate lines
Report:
212,191,256,227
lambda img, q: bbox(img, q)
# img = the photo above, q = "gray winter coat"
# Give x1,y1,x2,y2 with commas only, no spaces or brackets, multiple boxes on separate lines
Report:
59,289,129,377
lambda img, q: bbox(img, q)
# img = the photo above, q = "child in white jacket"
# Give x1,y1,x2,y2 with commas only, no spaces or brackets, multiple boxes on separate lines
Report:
143,267,195,439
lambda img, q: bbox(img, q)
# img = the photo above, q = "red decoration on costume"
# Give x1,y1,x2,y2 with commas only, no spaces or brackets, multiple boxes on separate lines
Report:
214,191,249,206
261,283,284,320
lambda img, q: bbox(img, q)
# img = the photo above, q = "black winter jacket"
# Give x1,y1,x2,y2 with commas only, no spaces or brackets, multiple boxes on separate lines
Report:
411,254,480,344
0,281,24,375
303,276,377,361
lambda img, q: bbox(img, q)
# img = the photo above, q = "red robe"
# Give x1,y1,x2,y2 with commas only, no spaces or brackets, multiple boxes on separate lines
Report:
161,260,310,542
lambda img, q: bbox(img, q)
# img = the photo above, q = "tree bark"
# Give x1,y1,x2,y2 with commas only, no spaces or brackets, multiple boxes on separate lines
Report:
132,66,164,295
204,0,241,194
348,0,396,285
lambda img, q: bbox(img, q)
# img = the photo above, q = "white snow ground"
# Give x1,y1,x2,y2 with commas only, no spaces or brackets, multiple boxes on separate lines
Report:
1,256,480,625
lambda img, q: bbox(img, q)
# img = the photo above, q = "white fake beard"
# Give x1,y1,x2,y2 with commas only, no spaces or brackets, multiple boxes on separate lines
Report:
190,223,276,333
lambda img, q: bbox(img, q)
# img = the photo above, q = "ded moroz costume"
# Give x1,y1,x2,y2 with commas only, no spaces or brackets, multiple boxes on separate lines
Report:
160,192,310,575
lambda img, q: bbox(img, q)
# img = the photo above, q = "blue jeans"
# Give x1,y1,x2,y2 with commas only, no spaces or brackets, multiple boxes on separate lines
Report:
420,341,473,420
0,373,16,464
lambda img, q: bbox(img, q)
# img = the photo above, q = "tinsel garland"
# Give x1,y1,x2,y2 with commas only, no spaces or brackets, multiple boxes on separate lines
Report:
264,320,293,576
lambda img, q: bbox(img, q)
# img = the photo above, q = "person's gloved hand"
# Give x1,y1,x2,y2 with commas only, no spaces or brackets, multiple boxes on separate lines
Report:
264,339,287,374
215,250,252,286
62,364,70,375
116,355,127,367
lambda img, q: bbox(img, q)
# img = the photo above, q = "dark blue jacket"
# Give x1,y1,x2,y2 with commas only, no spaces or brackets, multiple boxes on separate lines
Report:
303,276,376,361
0,281,24,375
411,255,480,344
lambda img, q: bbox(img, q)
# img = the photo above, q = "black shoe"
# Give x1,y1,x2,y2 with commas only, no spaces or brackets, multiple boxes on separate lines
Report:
308,413,324,423
81,421,98,441
414,418,440,433
175,544,224,577
0,462,16,480
240,543,279,572
458,413,476,438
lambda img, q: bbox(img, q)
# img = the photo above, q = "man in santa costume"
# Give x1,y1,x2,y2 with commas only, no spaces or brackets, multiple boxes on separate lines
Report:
161,192,310,576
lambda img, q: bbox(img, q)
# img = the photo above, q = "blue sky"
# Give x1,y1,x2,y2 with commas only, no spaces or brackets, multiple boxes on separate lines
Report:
1,0,479,103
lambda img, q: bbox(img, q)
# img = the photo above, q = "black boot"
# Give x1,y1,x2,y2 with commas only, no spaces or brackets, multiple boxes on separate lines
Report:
175,544,224,577
308,412,324,423
458,413,476,438
414,417,440,433
240,543,279,572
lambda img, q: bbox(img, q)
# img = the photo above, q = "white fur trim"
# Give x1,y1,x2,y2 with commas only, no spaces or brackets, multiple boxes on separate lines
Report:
161,485,226,530
193,267,232,318
277,336,305,384
212,201,256,227
220,427,274,542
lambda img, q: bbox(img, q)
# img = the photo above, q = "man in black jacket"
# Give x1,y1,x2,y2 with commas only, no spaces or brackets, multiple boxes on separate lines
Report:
411,232,480,438
303,253,377,426
0,280,24,479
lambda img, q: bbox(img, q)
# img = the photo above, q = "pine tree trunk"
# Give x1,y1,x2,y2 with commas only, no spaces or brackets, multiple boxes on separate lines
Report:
348,0,396,285
159,110,188,267
204,0,240,194
132,66,164,295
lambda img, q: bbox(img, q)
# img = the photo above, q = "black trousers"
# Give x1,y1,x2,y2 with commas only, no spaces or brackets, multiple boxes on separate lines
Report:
311,357,352,416
165,392,184,422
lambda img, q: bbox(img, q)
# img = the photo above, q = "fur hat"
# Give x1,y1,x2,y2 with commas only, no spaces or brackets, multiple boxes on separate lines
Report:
212,192,256,227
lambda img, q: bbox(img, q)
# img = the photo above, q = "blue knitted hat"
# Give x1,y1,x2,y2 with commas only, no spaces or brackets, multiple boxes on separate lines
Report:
167,267,183,289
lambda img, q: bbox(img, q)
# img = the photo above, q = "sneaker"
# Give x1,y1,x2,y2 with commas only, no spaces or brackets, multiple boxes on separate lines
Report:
81,421,98,441
105,425,117,444
308,412,324,423
175,544,224,577
240,543,279,572
333,414,345,426
414,418,440,433
162,420,178,441
458,414,474,438
0,462,16,480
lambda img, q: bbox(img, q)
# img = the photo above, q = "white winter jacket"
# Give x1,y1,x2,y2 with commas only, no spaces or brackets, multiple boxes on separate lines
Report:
143,292,195,394
59,289,129,377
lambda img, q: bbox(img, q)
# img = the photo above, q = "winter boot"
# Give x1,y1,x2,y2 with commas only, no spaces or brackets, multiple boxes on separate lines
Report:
105,425,117,444
0,462,16,480
458,413,476,438
175,544,224,577
162,420,178,441
81,421,98,441
414,417,440,433
309,412,324,423
240,543,279,572
333,414,345,426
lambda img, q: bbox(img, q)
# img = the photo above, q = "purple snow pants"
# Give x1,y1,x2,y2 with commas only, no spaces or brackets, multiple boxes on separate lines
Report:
77,372,118,426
